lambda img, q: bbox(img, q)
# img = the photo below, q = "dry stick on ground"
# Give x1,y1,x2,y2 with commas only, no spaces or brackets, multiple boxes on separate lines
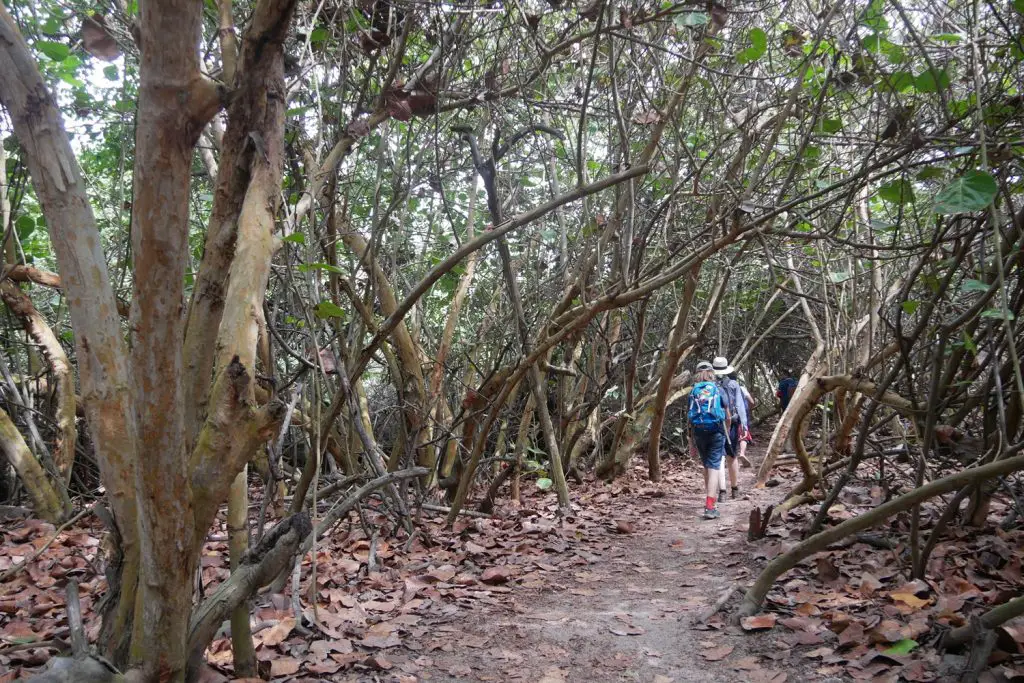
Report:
0,505,96,582
736,452,1024,618
695,585,741,624
65,580,87,658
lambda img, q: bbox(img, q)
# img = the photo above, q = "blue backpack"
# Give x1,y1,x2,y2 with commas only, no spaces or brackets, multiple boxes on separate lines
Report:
689,381,725,430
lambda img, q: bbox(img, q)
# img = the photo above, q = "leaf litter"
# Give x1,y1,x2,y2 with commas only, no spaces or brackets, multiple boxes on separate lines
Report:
0,442,1022,682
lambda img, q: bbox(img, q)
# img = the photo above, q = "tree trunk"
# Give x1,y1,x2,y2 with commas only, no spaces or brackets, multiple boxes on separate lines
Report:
0,282,77,484
228,466,256,677
0,407,65,523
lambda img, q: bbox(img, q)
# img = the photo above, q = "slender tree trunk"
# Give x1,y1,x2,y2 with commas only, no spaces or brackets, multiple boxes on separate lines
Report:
228,467,256,677
0,407,65,523
0,282,77,483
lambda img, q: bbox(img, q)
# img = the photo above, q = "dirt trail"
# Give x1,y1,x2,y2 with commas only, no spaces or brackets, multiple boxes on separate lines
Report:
399,460,790,683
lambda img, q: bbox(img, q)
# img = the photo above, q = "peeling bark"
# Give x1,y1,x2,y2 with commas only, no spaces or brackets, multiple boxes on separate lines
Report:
0,281,77,482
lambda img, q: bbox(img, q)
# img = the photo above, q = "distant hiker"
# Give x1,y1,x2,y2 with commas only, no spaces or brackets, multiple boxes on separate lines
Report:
735,373,755,468
688,361,727,520
777,372,798,411
713,356,746,500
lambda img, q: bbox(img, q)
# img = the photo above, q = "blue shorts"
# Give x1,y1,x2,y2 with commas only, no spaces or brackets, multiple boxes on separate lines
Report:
693,428,725,470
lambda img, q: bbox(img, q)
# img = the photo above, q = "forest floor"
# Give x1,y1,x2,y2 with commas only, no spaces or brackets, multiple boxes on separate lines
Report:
2,441,1024,682
395,456,792,683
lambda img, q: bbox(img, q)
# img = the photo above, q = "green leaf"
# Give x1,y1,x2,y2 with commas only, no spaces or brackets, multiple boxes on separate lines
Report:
817,118,843,134
879,179,915,204
314,301,346,319
1015,0,1024,14
884,639,919,656
310,27,329,43
737,28,767,64
901,300,920,315
861,0,888,30
981,308,1015,321
933,171,998,214
36,40,70,61
915,68,950,93
930,33,961,43
283,232,306,244
674,12,709,26
59,73,86,88
962,331,977,354
103,65,119,81
887,72,915,92
828,271,852,284
916,167,945,181
536,477,553,491
961,279,989,293
15,215,35,239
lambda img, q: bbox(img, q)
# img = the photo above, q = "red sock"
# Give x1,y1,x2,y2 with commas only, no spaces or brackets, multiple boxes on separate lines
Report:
706,496,716,509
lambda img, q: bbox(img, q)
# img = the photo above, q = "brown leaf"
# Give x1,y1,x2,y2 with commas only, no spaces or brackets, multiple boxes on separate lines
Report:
481,566,516,584
362,654,394,670
614,520,635,534
426,564,457,582
741,614,777,631
360,632,402,649
816,556,840,583
270,657,301,677
838,621,866,649
260,616,295,647
859,572,883,595
702,644,734,661
889,591,930,610
81,14,120,61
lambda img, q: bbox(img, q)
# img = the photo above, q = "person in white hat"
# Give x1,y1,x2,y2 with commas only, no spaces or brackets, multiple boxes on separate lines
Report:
712,356,747,499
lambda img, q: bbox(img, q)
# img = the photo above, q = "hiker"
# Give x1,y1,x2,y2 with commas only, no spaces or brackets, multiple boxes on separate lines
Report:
688,361,727,520
777,372,798,411
712,356,746,500
735,373,754,466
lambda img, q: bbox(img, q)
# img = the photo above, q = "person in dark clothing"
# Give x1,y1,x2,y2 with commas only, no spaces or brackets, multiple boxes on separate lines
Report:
777,373,798,411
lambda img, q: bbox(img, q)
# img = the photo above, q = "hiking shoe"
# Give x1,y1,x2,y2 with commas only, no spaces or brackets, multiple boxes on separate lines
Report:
719,489,728,501
703,507,720,520
731,487,740,499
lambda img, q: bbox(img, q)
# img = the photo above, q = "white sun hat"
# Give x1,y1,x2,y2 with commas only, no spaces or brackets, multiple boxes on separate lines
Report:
712,356,735,376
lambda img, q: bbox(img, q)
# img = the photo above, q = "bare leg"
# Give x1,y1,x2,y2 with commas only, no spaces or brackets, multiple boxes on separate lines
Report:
705,467,719,500
727,455,739,488
738,437,751,467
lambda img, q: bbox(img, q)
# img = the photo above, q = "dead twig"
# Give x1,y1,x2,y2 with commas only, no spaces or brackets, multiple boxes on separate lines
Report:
694,585,740,624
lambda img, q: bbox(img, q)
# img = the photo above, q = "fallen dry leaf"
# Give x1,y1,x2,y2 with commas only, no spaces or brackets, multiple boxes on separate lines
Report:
609,625,645,636
269,656,301,677
741,613,778,631
702,644,734,661
889,591,930,610
260,616,295,647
